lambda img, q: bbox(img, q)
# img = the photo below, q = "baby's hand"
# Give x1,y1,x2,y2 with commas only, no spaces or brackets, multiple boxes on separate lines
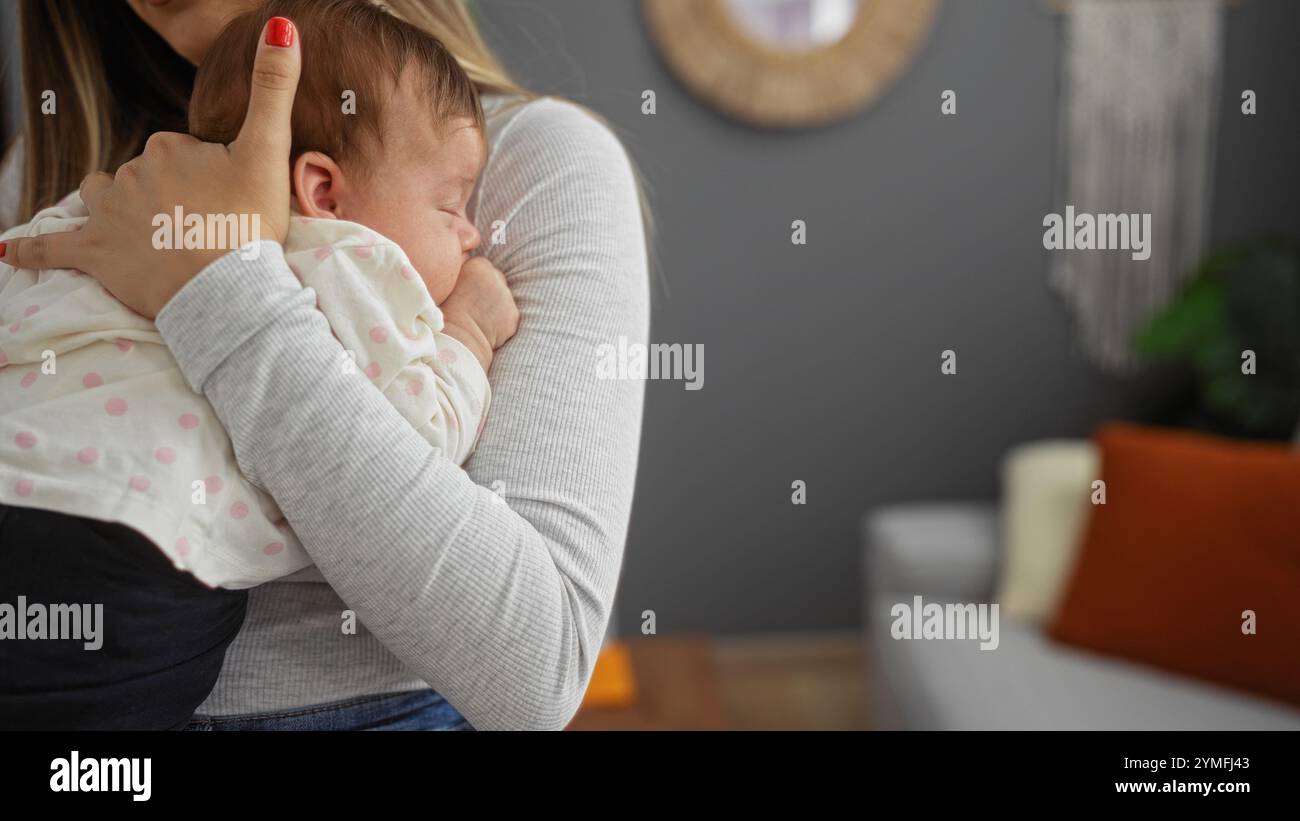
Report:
440,257,519,372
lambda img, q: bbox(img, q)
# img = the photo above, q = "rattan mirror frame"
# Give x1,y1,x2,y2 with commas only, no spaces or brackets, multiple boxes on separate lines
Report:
643,0,940,129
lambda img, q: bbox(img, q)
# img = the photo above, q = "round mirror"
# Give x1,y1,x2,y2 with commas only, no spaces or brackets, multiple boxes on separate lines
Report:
644,0,940,129
721,0,860,53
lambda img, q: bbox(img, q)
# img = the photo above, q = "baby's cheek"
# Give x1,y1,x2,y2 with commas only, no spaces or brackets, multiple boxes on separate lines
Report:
395,218,464,304
423,266,460,305
406,236,463,304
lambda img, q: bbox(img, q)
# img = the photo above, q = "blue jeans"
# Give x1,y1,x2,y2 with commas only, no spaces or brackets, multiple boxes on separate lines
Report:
183,690,474,731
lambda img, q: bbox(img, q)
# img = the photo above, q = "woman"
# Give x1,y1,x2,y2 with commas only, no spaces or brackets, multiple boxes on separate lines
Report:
0,0,648,730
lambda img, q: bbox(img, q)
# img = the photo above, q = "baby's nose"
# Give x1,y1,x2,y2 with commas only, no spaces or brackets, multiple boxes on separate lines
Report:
461,223,481,254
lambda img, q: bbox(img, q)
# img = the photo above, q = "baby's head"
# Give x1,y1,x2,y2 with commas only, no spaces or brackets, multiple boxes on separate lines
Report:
189,0,486,303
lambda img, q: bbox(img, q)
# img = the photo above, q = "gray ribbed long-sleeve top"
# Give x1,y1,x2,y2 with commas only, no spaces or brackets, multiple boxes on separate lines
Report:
1,95,649,730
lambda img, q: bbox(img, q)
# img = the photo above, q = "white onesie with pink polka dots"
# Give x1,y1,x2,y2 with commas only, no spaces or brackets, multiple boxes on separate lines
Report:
0,192,490,589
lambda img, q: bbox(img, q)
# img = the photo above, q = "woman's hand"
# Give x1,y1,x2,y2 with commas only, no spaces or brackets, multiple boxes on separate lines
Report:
1,17,301,319
440,257,520,372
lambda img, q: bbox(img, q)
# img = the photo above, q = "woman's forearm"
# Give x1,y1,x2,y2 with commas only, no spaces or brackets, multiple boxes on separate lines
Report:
155,242,642,731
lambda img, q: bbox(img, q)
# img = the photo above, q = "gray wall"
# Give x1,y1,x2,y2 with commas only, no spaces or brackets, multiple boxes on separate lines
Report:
473,0,1300,636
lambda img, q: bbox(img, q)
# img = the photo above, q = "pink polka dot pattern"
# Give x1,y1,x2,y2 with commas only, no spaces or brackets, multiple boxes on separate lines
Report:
179,413,200,429
230,501,249,520
155,447,176,465
14,431,36,449
82,373,104,389
353,246,374,259
314,247,334,260
175,538,192,557
205,475,224,494
77,447,98,465
8,321,20,333
104,397,128,416
406,378,424,396
437,348,458,365
20,372,37,388
128,476,151,492
369,326,388,343
364,362,382,380
23,305,39,318
263,542,285,556
15,478,33,497
400,266,417,281
114,339,134,352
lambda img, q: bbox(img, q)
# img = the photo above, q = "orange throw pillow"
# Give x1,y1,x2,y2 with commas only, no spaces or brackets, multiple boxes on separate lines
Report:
1047,422,1300,708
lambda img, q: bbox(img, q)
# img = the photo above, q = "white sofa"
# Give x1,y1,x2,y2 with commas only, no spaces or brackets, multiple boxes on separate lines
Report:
861,503,1300,730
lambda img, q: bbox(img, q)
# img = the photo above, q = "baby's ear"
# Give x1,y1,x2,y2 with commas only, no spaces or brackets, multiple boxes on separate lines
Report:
291,151,347,219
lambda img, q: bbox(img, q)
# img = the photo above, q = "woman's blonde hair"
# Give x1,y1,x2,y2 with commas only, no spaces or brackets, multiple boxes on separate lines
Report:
15,0,195,221
382,0,532,101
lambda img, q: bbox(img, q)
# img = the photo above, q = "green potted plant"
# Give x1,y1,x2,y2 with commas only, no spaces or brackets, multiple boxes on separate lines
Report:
1134,236,1300,441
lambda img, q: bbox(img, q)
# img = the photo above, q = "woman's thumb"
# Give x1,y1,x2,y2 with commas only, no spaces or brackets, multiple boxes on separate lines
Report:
232,16,300,164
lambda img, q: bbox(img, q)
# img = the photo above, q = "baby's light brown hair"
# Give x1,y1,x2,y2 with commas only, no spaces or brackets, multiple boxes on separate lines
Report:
189,0,485,173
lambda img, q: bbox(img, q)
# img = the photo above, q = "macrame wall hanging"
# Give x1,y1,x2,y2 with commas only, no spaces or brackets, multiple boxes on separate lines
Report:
1050,0,1225,373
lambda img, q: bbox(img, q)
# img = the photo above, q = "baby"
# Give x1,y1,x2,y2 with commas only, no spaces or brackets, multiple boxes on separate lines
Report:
0,1,510,725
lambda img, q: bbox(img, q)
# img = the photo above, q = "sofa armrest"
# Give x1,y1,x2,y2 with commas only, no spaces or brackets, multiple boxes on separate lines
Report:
861,503,1000,606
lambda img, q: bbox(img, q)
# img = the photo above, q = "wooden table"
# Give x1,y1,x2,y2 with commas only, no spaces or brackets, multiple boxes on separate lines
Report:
566,632,868,730
566,636,728,730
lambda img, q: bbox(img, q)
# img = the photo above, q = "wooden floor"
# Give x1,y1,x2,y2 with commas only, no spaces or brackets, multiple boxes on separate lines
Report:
566,632,868,731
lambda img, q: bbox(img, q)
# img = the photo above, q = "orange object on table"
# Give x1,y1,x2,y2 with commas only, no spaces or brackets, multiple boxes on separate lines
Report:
580,640,638,709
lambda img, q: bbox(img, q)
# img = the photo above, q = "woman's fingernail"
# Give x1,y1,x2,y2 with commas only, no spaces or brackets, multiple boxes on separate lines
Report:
0,242,7,258
266,17,295,48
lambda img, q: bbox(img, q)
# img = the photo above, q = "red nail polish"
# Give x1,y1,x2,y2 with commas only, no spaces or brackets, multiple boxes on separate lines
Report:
0,242,7,258
266,17,294,48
